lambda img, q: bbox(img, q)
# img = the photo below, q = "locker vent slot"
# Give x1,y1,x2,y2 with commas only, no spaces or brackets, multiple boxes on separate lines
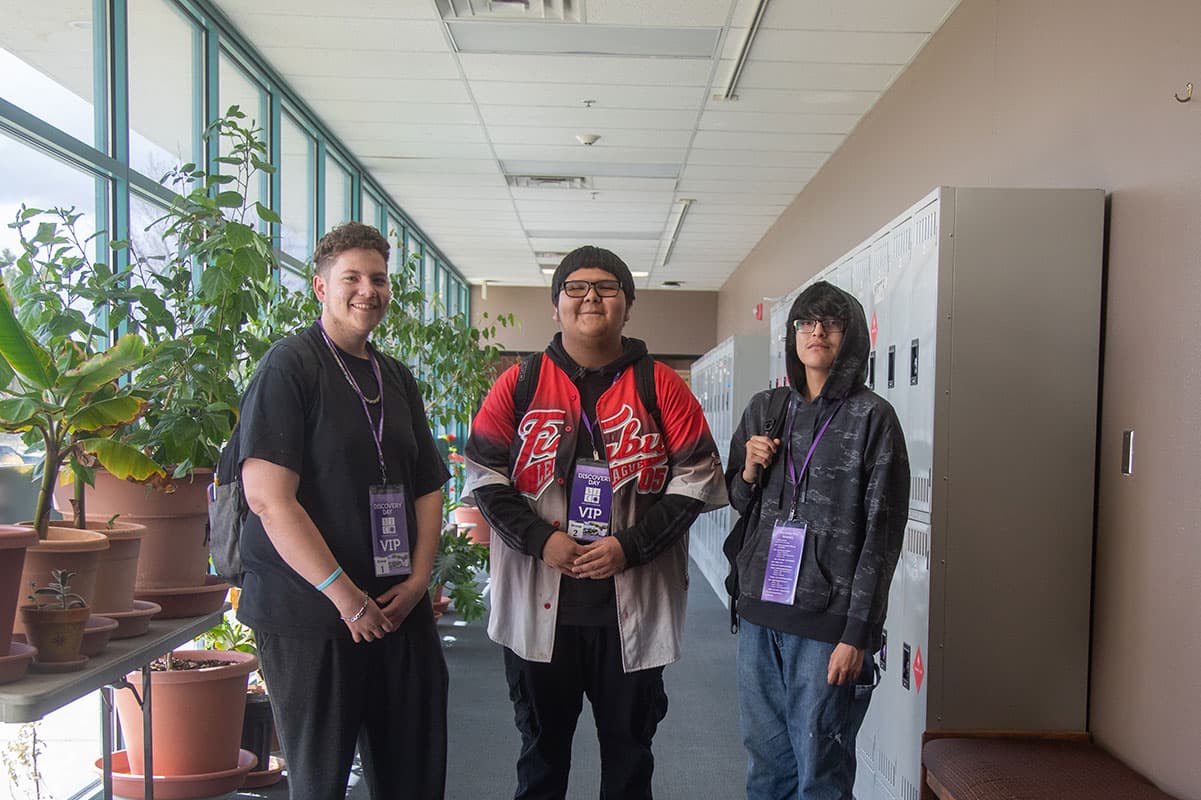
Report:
903,777,921,800
891,222,913,275
910,471,931,510
916,206,938,246
906,525,930,568
887,346,896,388
882,754,898,789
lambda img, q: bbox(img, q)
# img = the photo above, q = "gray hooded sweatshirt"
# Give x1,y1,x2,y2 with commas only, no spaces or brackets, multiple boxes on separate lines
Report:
726,281,910,651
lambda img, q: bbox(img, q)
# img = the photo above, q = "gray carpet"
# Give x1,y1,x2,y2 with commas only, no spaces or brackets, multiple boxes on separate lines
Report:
244,558,745,800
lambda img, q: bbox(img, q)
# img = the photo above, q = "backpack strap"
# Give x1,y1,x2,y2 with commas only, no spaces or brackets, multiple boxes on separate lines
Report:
511,352,544,426
633,355,663,433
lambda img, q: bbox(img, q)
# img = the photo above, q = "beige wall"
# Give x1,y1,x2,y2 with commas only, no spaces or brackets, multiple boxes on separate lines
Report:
470,284,718,356
717,1,1201,796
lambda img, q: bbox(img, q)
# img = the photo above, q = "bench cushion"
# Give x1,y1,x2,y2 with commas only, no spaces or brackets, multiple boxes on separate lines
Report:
923,737,1180,800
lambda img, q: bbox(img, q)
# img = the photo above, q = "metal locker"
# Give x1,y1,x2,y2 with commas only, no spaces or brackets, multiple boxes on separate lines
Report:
778,188,1102,800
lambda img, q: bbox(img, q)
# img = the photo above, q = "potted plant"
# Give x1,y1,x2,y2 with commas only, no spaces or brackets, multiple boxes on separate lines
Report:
19,569,90,666
1,208,166,636
71,106,279,593
200,615,284,787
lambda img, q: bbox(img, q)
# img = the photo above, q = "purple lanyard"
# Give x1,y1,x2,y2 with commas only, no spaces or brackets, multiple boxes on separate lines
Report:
577,371,621,460
783,396,847,519
317,321,387,483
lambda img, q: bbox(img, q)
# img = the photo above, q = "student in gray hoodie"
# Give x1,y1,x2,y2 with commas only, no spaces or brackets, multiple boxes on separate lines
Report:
726,281,909,800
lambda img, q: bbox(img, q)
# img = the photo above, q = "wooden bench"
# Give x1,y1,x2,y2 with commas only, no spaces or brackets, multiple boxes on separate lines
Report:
920,730,1183,800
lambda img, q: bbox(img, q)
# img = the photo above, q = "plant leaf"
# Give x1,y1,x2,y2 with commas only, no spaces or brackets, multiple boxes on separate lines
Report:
69,394,151,431
59,334,145,400
78,438,164,481
0,397,41,431
0,278,56,389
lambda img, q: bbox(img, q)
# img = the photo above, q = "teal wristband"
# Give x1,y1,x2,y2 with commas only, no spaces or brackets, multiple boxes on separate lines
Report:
314,566,343,592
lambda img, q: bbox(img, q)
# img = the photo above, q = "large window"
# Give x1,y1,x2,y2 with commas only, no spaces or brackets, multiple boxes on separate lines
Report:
324,152,352,231
129,0,201,179
0,2,97,149
280,111,314,260
0,132,100,255
361,191,381,232
217,51,268,214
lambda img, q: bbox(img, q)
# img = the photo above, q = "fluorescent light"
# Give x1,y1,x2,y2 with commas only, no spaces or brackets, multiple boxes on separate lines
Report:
661,199,694,268
502,160,680,180
721,0,771,101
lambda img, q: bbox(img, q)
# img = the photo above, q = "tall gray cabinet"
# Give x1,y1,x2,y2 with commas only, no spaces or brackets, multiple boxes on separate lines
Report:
769,187,1104,800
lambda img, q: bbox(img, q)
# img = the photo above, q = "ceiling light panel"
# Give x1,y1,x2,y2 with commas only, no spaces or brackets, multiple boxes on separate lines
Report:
341,140,496,159
447,21,720,58
214,0,439,21
495,145,688,164
361,157,503,176
681,164,818,182
685,149,830,169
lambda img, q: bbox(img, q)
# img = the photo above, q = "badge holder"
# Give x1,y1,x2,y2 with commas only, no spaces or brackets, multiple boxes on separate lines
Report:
370,484,412,577
567,459,612,542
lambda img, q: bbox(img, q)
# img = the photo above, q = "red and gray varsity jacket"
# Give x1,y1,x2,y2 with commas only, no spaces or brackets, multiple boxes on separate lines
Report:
465,338,728,671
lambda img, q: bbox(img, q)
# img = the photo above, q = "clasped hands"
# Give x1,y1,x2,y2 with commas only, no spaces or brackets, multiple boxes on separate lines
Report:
543,531,626,579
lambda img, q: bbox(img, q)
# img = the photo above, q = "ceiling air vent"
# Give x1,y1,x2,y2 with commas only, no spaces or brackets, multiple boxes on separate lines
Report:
436,0,583,23
506,175,591,190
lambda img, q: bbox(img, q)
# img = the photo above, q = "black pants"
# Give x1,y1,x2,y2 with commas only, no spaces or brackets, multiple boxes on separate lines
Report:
257,606,449,800
503,624,669,800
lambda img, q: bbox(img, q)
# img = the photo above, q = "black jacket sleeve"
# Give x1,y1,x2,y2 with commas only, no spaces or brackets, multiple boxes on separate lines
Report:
613,494,705,567
473,483,557,559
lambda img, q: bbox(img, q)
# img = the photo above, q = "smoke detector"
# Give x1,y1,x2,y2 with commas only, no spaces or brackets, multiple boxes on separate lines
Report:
576,133,600,146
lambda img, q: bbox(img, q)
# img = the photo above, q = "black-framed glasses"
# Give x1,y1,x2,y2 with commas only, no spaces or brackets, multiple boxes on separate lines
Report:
561,279,622,298
794,317,846,334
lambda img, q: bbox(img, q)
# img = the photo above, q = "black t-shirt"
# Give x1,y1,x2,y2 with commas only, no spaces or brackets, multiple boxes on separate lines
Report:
557,368,618,626
235,324,450,637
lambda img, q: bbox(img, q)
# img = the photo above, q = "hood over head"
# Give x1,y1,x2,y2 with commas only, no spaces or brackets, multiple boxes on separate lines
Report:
785,281,869,400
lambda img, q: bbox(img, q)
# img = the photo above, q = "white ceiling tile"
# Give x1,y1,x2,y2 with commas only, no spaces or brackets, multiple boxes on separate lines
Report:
725,29,930,64
585,0,735,27
487,126,692,148
470,81,708,110
728,60,902,92
762,0,960,33
700,109,859,134
289,76,472,104
459,54,713,87
212,0,958,288
257,48,461,80
690,130,843,152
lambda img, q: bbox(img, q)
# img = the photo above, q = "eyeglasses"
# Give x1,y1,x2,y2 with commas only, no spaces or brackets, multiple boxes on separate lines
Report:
793,318,846,334
561,279,623,298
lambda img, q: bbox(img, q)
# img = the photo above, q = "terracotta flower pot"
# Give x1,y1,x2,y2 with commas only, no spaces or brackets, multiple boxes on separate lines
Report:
114,648,258,777
19,603,90,662
59,470,212,590
13,526,109,638
453,505,491,547
72,518,146,614
0,525,38,652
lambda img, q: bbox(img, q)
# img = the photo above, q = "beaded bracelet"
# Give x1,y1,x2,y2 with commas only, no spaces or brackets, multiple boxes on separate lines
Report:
340,595,370,623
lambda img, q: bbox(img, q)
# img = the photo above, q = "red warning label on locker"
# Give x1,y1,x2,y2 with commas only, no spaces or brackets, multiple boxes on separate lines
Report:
870,312,878,347
913,647,925,693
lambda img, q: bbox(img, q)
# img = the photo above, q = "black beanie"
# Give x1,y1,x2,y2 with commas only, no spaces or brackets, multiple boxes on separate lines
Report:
550,246,636,305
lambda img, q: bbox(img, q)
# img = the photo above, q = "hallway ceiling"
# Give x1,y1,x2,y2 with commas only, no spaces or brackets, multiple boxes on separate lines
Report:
213,0,960,291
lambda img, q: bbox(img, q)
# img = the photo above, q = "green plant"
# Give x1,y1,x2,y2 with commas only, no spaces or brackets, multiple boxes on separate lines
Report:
123,106,278,477
0,208,164,537
430,523,489,623
199,614,257,656
374,253,514,432
27,568,86,610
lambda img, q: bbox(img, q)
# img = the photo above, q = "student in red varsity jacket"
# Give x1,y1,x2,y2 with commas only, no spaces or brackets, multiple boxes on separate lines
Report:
465,246,727,800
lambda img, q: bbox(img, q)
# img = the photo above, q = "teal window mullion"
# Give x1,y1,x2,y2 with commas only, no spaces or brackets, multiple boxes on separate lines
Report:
315,138,326,238
350,170,361,224
93,0,111,155
268,90,282,277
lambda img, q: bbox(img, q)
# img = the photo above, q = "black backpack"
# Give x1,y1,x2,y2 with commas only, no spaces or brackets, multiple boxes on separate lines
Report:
208,423,248,587
511,352,662,433
722,386,791,633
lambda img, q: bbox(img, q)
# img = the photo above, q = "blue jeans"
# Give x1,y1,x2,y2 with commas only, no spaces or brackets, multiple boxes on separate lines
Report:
737,621,876,800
